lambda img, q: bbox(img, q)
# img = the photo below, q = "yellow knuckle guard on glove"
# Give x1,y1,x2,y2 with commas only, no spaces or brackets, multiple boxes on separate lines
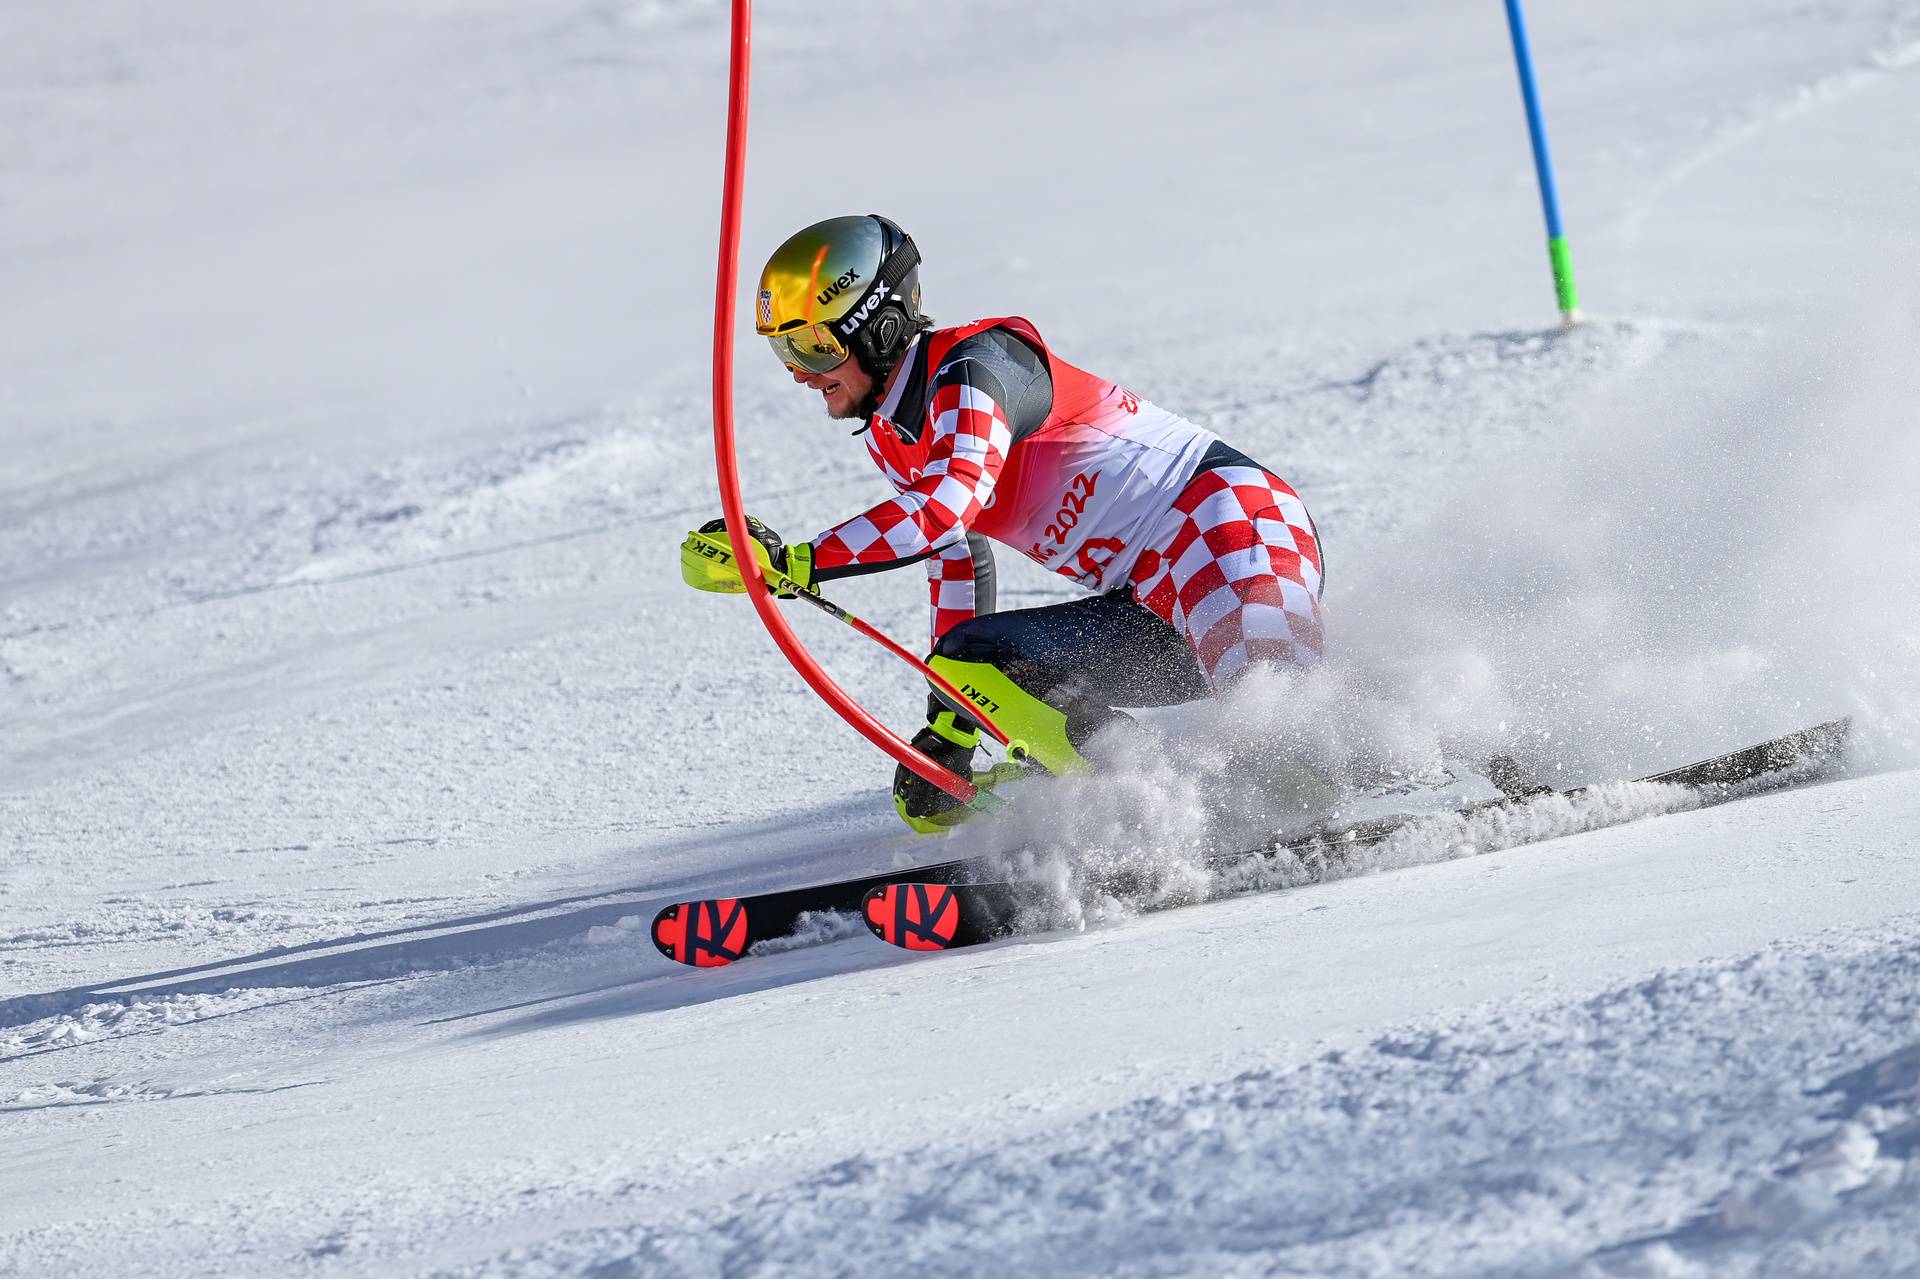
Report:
679,528,749,593
679,524,814,596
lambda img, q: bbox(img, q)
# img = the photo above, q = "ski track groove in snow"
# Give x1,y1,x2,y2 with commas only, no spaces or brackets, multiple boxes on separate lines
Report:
1614,16,1920,246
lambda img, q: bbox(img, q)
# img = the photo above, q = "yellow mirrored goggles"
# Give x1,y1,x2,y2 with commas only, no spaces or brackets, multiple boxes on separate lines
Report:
767,322,850,375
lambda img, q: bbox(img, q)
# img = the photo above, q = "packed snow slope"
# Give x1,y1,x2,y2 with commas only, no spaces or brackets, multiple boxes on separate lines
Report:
4,1,1920,1274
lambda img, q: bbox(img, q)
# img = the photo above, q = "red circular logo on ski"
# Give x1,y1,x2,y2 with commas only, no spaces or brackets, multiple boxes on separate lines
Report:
863,883,961,950
651,898,749,967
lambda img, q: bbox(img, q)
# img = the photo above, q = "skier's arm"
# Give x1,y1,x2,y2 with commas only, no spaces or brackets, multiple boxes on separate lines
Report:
927,532,996,645
808,369,1013,580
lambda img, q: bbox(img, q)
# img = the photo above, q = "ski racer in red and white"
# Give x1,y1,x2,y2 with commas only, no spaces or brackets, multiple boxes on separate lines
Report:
682,214,1324,832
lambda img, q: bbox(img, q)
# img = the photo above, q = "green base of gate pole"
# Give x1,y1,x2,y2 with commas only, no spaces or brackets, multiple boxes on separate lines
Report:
1548,234,1582,327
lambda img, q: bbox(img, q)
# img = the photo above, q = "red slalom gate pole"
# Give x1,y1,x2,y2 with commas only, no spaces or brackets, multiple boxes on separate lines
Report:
708,0,995,810
702,535,1015,750
781,581,1017,752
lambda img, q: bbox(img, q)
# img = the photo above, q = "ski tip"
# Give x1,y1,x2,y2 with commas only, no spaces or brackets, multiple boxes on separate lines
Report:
651,898,750,967
862,882,962,951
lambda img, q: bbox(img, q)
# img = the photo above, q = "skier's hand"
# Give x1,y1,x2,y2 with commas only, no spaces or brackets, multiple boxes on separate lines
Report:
680,516,816,598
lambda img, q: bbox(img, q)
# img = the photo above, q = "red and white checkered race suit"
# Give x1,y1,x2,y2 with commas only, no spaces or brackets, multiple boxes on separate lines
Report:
1128,467,1324,685
810,317,1323,688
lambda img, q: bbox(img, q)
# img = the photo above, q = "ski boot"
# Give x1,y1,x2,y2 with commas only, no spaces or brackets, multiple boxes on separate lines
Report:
895,657,1139,834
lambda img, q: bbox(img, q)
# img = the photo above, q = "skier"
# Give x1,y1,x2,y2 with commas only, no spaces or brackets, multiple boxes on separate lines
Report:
683,214,1324,832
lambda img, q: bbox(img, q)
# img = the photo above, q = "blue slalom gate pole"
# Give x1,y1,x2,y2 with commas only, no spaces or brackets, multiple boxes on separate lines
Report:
1503,0,1582,327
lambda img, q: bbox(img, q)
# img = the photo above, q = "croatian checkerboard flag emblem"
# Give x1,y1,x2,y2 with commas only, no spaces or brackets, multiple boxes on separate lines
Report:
757,290,772,328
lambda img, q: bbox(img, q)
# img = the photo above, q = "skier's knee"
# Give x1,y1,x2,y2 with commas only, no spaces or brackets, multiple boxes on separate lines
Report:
930,616,1011,666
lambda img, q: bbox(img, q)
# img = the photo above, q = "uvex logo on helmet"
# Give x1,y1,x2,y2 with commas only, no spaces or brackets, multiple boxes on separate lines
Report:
837,290,889,336
815,269,861,306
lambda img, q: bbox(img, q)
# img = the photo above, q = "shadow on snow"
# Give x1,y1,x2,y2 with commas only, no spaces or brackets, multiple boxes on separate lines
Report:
1,796,921,1033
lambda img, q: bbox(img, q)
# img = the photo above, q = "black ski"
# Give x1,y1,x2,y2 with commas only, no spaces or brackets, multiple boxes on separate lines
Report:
657,716,1849,967
650,853,995,967
859,716,1853,956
